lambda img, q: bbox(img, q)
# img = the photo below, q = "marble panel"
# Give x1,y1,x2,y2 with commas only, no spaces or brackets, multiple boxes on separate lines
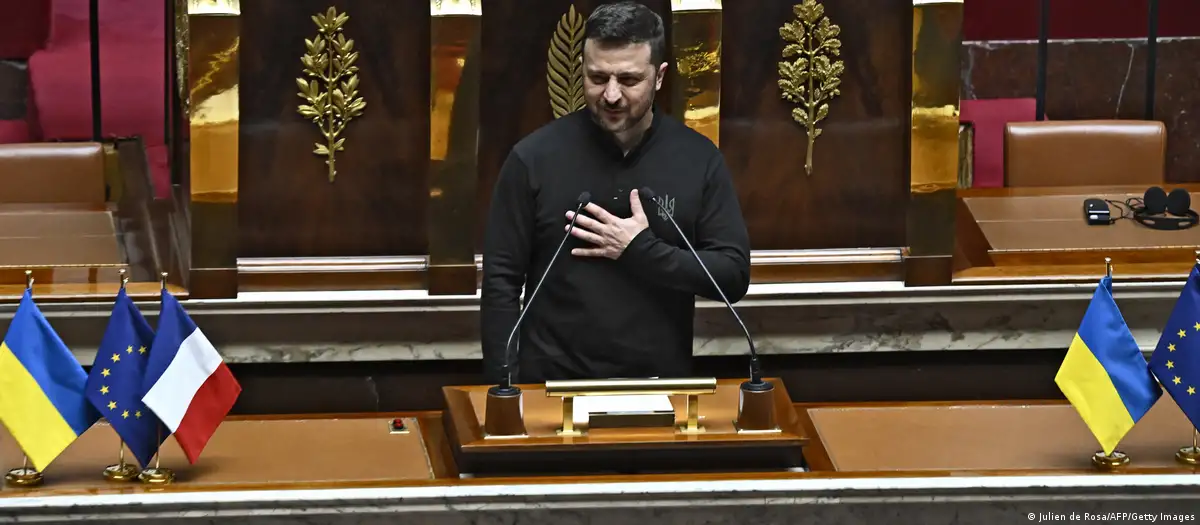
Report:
3,475,1198,524
1153,38,1200,185
961,37,1200,183
0,281,1182,365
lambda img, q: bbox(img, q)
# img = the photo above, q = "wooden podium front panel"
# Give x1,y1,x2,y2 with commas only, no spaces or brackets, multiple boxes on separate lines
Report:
459,381,803,446
443,379,807,476
0,417,433,497
808,399,1196,472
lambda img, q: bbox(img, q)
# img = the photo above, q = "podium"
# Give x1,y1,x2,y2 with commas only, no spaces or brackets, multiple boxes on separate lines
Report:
442,378,808,476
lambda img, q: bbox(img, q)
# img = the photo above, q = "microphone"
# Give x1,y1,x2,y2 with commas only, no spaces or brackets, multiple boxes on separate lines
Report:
638,187,769,391
495,191,593,392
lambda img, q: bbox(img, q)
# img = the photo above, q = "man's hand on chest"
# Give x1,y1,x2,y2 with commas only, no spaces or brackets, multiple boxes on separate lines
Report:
565,189,650,260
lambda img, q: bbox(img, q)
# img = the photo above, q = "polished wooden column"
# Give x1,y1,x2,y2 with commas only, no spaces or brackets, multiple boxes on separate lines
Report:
428,0,483,295
904,0,963,286
184,0,241,298
669,0,721,146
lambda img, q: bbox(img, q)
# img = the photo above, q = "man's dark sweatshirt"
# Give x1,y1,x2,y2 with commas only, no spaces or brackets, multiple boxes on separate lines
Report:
480,108,751,383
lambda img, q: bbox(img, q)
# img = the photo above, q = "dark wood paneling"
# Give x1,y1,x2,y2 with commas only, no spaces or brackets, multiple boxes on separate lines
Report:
475,0,673,249
239,0,428,258
722,0,910,249
222,350,1069,414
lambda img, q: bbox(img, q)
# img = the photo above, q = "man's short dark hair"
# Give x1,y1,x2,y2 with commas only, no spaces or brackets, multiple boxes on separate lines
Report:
584,1,666,66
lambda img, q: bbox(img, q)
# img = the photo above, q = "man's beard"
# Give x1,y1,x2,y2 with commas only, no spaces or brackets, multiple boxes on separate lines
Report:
593,91,655,134
587,71,656,133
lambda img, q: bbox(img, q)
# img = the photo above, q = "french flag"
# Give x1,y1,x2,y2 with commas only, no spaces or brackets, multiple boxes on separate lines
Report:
141,290,241,464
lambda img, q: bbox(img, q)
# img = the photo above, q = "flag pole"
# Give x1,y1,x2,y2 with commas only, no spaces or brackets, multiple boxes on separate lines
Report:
1177,430,1200,466
1092,257,1132,471
103,269,141,482
1177,252,1200,466
5,271,45,487
138,272,175,485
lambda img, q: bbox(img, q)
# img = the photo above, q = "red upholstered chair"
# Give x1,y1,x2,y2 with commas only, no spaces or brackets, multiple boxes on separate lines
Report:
0,0,50,145
960,98,1038,188
0,120,31,144
26,0,170,198
0,0,51,60
28,0,165,144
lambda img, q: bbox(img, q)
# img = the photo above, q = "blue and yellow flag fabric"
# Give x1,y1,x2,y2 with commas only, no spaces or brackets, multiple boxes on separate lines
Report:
1149,265,1200,432
0,290,99,470
84,288,166,467
1055,275,1162,455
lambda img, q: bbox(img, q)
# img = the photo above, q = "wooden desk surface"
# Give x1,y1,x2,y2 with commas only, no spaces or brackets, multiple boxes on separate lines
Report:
457,380,805,446
0,416,435,498
958,184,1200,199
961,185,1200,252
954,185,1200,281
804,399,1195,472
2,400,1196,501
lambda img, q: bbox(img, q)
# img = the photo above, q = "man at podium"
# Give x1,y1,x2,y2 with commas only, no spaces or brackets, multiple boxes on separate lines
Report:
481,1,750,384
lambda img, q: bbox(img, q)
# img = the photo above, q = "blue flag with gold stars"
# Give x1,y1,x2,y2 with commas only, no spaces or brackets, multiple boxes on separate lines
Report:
84,288,166,467
1149,265,1200,432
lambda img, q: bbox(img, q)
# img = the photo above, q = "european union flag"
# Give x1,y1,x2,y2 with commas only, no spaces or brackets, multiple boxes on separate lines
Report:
84,288,166,467
1149,265,1200,432
1055,275,1162,455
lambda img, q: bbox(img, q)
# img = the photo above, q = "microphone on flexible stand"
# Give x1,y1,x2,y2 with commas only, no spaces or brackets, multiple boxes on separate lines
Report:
639,187,778,432
484,191,593,437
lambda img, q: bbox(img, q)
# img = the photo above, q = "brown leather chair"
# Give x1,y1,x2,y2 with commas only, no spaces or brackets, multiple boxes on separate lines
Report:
0,141,107,204
0,141,119,270
1003,120,1166,187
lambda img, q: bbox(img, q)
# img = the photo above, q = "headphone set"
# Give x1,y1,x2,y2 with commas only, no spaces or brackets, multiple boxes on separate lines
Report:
1101,186,1199,231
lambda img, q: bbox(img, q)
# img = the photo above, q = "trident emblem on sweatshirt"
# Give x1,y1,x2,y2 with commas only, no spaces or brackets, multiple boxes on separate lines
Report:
657,194,676,221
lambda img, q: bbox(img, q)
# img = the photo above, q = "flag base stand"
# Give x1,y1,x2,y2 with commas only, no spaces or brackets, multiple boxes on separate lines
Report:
4,467,43,487
1175,446,1200,466
1091,450,1129,471
137,467,175,485
103,462,140,482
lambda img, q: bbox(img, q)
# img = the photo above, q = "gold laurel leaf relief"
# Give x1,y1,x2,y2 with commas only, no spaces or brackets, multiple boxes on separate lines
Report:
777,0,844,176
296,6,366,183
547,5,586,119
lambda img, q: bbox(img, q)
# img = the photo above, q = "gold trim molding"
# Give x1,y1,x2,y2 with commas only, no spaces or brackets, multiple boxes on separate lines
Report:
428,0,483,295
185,0,240,201
910,0,962,193
431,0,482,16
905,0,963,285
188,0,240,15
778,0,843,176
671,1,722,145
548,5,586,119
671,0,722,11
297,7,366,183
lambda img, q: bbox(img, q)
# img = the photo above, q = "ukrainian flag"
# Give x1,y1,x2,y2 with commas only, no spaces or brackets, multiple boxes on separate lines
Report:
1055,275,1162,455
0,290,98,470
